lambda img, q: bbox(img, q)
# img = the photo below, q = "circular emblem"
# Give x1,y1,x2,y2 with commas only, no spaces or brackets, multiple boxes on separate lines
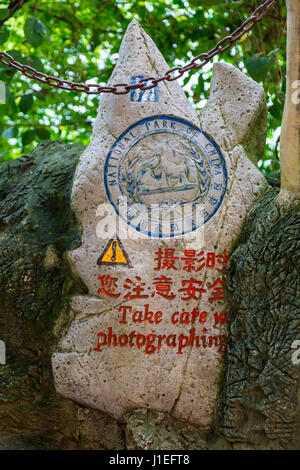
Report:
104,116,227,238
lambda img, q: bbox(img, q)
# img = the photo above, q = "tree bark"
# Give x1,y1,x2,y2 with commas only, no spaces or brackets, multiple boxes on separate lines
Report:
280,0,300,198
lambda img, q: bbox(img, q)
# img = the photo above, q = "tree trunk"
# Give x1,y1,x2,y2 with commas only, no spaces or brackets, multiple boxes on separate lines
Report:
280,0,300,198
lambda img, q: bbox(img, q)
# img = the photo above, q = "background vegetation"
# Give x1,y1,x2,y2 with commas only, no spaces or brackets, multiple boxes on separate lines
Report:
0,0,286,174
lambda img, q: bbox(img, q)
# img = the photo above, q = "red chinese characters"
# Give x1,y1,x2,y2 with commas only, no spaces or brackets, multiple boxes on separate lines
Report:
154,248,230,272
123,276,149,300
97,274,120,298
152,275,176,300
154,248,179,270
97,248,229,302
97,275,226,302
208,277,225,302
178,278,206,301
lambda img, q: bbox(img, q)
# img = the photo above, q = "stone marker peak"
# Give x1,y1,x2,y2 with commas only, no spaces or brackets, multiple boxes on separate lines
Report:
92,18,199,139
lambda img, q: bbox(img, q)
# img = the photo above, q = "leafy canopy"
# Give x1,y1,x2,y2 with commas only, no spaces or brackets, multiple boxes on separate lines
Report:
0,0,286,174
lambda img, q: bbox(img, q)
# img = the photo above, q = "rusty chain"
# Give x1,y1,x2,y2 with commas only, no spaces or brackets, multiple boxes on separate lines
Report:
0,0,281,95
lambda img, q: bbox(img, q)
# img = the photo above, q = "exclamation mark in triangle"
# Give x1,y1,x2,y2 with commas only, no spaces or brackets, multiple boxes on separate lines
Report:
97,235,132,267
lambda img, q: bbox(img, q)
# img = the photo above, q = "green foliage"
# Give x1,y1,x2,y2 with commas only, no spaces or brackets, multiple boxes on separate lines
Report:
19,93,34,113
269,92,285,120
21,128,35,145
0,8,9,21
2,126,17,139
0,26,9,44
36,127,51,140
245,54,270,83
24,16,49,48
4,86,17,113
0,0,287,173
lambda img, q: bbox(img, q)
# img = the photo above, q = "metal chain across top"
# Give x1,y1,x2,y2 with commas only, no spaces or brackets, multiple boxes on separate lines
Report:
0,0,281,95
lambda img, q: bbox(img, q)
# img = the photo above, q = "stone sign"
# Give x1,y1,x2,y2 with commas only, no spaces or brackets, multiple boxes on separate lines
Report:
52,19,268,428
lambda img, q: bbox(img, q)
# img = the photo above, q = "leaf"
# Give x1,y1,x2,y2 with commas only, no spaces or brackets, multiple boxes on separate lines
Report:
0,151,9,162
269,92,285,120
32,91,46,101
27,55,44,72
5,87,17,113
6,50,26,65
36,127,51,140
242,37,252,53
0,8,8,20
22,129,36,146
2,127,18,139
24,17,49,48
19,94,34,113
35,18,50,42
0,65,16,80
0,27,9,45
245,54,270,82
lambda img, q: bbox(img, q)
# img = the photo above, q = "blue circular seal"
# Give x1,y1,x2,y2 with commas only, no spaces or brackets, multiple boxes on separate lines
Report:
104,116,227,238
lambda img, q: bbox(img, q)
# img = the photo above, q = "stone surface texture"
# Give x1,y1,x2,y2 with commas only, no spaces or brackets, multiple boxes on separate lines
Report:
0,141,85,449
0,138,298,450
125,408,208,450
52,19,269,428
219,181,300,450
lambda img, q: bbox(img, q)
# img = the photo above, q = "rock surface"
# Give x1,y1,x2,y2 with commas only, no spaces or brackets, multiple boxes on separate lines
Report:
0,141,298,450
125,408,208,450
219,181,300,450
0,141,84,449
52,19,269,427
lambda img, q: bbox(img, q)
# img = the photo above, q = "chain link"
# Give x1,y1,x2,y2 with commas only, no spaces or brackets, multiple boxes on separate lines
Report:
0,0,280,95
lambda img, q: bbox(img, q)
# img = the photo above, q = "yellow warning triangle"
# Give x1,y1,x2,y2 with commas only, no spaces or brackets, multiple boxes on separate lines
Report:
97,235,132,267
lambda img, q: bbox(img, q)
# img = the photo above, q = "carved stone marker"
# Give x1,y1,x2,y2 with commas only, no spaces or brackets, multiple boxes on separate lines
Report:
52,20,268,427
